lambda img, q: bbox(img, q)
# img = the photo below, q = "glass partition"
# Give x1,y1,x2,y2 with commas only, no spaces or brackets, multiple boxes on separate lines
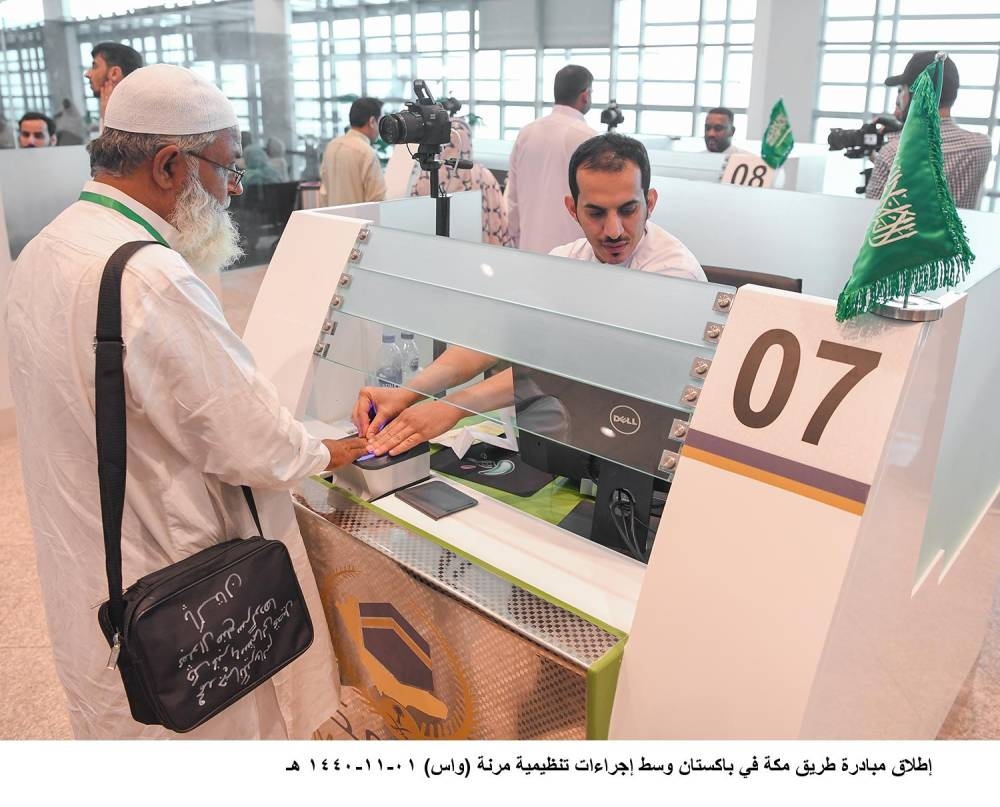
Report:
322,190,483,243
0,145,90,259
333,223,723,405
300,220,730,562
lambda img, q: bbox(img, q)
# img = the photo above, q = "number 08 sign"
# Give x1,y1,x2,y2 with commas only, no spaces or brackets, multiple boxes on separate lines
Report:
720,153,776,189
679,286,924,518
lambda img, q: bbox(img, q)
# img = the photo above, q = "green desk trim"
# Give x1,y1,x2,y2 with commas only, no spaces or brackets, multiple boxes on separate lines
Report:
588,640,627,740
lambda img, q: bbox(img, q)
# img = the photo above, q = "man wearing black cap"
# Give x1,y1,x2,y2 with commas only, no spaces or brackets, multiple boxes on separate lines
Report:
866,51,992,209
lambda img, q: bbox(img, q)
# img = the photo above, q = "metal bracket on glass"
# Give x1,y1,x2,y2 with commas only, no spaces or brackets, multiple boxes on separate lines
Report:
658,449,680,475
670,418,689,442
703,321,725,343
314,320,338,360
338,273,352,288
680,385,701,406
331,294,344,309
348,248,363,262
690,356,712,379
713,291,734,314
357,227,371,243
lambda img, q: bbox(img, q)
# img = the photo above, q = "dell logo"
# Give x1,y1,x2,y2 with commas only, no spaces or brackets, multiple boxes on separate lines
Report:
609,405,641,435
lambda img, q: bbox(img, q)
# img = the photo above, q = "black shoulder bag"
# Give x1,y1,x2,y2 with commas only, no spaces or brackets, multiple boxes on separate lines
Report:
95,240,314,734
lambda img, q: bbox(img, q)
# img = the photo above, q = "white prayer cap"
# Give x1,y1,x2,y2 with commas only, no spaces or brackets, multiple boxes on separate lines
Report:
103,63,238,135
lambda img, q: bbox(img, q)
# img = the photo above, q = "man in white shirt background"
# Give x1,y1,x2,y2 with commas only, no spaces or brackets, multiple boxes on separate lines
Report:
318,96,387,206
505,64,597,254
703,106,745,155
352,134,704,455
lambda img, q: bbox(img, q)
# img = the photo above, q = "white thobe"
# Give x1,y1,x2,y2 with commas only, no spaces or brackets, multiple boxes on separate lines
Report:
707,144,750,156
549,221,706,281
505,105,597,254
5,180,340,739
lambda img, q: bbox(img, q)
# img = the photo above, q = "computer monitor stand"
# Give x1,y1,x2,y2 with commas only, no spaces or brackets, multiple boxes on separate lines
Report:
557,459,659,559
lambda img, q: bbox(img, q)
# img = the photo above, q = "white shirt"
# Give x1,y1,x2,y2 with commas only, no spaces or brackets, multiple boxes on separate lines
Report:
505,105,597,254
319,128,386,206
707,144,750,156
5,181,339,739
549,220,706,281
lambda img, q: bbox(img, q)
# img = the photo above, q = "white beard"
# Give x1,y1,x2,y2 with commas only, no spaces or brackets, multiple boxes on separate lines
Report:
169,175,243,276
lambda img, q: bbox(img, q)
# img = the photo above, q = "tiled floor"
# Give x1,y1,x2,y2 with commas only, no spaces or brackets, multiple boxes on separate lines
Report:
1,262,997,740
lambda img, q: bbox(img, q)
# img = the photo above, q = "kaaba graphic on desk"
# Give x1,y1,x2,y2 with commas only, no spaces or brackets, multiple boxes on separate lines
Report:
512,365,688,480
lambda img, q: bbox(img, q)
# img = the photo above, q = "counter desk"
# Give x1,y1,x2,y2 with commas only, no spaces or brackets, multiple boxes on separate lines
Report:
243,189,1000,740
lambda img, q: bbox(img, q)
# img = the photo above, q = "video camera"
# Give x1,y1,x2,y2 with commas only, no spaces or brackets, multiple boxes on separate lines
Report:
601,101,625,132
378,80,454,148
827,115,902,159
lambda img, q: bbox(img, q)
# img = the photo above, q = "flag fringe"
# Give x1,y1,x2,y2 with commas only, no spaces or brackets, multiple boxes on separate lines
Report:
835,255,969,321
920,72,976,270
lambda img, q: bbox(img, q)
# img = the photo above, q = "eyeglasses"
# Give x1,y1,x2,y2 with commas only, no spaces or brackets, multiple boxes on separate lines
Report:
185,151,245,189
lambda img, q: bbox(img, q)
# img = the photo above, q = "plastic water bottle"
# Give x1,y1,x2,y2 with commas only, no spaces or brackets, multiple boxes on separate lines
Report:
375,334,403,388
399,332,420,382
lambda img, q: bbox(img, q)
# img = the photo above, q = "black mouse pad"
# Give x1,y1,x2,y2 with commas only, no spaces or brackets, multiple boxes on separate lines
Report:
431,443,554,497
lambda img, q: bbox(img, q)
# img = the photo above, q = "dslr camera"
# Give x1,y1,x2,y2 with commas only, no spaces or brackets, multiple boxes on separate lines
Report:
601,101,625,131
378,80,453,147
827,115,902,159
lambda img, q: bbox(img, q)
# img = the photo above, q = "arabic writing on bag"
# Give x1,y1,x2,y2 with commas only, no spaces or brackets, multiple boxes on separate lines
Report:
177,573,296,707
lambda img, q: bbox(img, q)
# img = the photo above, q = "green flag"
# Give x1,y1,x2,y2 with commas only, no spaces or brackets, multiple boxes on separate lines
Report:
835,59,974,321
761,99,794,169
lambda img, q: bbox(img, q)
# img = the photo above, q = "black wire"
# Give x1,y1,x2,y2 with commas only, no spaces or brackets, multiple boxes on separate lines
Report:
610,488,659,562
610,488,648,562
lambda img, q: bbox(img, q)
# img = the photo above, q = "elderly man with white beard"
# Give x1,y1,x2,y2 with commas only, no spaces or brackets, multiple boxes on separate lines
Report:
4,64,366,739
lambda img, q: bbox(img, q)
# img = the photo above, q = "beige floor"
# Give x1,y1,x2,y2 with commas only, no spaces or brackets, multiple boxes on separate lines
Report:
1,263,997,740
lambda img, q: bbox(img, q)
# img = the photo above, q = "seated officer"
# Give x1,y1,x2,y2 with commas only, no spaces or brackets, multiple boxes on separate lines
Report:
352,134,704,456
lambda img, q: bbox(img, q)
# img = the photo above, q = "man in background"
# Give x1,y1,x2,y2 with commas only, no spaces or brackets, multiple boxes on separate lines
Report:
318,97,386,206
505,64,597,254
867,51,992,209
703,107,744,155
85,41,143,123
17,112,57,148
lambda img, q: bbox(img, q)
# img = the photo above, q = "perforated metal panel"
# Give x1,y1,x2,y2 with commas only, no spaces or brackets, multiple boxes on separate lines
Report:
297,481,598,739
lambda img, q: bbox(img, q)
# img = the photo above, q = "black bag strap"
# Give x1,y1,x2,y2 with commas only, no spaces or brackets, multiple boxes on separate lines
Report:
96,240,262,636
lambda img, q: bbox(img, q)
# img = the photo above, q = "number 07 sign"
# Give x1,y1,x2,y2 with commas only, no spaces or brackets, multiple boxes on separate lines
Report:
682,286,922,500
610,285,934,739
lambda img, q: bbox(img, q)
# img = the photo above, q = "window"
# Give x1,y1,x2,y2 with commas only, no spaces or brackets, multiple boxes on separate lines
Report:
0,1,756,159
0,27,48,124
293,0,755,142
817,0,1000,211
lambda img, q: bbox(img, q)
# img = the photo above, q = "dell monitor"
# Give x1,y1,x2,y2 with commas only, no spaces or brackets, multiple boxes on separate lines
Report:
512,365,688,561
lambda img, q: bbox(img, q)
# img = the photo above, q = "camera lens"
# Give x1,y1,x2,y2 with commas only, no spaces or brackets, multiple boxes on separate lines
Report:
378,111,424,145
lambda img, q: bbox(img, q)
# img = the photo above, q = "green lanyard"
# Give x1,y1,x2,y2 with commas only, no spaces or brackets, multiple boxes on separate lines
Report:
78,191,169,246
